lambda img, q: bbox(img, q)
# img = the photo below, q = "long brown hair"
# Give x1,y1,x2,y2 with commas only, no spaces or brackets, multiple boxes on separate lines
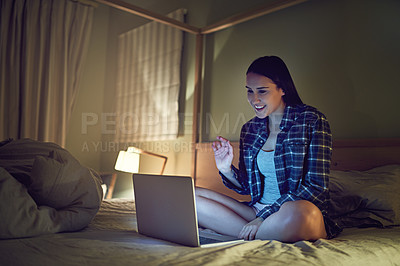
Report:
246,56,303,106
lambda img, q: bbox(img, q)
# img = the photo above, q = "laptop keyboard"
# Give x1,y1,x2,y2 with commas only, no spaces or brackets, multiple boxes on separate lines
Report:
199,236,223,245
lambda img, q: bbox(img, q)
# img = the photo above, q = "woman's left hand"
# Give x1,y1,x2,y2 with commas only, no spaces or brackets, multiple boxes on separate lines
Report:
238,217,264,240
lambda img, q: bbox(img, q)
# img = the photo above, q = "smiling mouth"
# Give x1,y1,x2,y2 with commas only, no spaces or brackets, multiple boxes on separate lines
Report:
254,105,266,111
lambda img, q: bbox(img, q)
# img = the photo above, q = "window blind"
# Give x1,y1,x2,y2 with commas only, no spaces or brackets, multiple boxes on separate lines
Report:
114,9,185,143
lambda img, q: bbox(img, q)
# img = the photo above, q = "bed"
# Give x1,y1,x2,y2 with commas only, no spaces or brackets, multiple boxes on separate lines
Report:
1,138,400,265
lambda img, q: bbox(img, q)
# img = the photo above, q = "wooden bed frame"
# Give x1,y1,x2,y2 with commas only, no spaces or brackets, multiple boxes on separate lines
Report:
194,138,400,201
96,0,310,178
95,1,400,184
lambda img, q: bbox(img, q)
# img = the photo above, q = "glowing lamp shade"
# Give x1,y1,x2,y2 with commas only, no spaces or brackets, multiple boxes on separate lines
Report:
114,150,140,173
114,146,167,174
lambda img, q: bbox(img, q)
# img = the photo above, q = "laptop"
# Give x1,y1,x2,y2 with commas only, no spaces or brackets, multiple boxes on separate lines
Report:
132,173,244,247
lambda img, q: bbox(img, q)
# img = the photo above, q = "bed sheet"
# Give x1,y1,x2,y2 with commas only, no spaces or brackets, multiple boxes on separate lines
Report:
1,198,399,266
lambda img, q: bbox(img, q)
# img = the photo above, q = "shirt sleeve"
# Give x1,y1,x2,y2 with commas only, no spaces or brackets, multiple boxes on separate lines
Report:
256,113,332,220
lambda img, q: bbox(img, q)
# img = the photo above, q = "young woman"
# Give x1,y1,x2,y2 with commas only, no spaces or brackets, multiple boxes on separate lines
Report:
196,56,341,242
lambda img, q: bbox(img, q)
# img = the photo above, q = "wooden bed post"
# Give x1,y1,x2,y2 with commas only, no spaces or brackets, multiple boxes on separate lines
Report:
191,33,204,180
200,0,308,34
95,0,199,34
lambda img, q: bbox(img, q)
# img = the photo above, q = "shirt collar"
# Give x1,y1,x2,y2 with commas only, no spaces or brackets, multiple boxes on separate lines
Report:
250,104,303,132
280,105,302,131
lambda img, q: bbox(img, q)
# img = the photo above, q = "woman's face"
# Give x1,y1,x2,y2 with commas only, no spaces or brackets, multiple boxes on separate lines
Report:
246,72,286,119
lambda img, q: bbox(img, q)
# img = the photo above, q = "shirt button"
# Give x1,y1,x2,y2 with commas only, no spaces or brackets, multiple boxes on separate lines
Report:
260,140,264,143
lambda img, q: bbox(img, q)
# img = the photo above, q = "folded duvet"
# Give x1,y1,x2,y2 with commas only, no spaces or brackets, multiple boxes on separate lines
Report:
0,139,103,239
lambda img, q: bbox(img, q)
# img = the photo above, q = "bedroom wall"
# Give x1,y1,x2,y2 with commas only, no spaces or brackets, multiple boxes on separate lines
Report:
65,0,400,198
201,0,400,141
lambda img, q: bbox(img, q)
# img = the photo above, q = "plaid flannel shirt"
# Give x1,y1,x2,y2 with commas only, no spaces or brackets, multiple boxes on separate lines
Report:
221,104,341,237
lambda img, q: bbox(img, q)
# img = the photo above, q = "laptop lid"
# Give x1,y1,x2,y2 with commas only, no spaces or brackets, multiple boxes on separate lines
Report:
133,174,200,247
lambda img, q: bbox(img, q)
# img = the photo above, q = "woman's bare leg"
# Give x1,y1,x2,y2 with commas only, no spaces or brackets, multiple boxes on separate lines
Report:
195,187,256,237
196,188,327,242
256,200,327,242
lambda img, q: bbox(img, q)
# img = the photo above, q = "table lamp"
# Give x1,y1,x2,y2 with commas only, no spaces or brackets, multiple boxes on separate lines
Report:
114,146,167,174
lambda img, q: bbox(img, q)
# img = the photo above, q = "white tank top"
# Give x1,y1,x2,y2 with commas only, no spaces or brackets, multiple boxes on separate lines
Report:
256,149,280,205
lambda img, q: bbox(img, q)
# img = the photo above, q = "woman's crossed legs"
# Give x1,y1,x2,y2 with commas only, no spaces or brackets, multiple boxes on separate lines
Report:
195,187,327,243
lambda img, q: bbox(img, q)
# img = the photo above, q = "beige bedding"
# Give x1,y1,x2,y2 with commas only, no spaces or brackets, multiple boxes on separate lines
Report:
1,198,399,266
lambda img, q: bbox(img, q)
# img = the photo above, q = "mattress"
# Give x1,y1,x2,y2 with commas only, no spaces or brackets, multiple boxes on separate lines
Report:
1,198,399,266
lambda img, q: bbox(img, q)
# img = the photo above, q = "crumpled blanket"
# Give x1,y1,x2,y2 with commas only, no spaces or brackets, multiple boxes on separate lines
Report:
329,164,400,228
0,138,103,239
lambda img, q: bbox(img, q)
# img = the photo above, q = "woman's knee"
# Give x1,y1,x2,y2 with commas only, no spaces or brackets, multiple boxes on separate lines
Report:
279,200,326,241
195,187,209,208
195,187,217,199
195,187,231,201
281,200,321,220
194,187,223,208
195,187,255,221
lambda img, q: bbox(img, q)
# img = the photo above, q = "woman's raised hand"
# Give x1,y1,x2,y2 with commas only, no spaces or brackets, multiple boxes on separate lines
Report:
212,136,234,174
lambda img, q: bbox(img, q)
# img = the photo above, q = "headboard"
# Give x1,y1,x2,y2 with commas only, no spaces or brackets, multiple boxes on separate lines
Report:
194,138,400,201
